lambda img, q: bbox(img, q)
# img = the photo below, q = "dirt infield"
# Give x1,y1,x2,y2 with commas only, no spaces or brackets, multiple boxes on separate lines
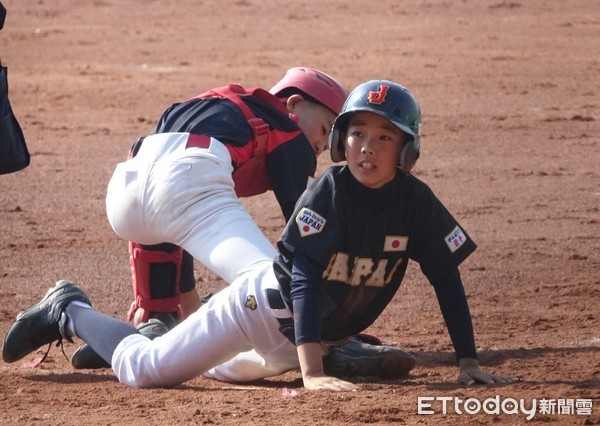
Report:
0,0,598,424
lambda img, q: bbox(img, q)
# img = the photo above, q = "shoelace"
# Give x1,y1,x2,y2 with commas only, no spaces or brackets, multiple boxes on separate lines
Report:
38,338,70,365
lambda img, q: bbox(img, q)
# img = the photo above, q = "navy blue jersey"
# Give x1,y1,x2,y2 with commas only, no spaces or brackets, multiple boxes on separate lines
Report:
152,92,316,221
274,166,477,343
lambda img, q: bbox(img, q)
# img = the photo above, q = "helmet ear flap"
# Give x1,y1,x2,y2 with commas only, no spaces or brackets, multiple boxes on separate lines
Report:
329,126,347,163
399,138,420,173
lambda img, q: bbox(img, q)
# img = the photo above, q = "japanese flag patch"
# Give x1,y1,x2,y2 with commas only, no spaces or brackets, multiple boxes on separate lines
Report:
296,207,326,237
383,235,408,252
445,226,468,253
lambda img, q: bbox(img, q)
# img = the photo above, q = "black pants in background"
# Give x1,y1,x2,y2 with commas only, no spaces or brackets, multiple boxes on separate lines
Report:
0,65,29,175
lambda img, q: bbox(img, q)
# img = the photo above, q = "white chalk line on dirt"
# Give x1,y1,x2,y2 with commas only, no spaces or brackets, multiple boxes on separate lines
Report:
563,337,600,347
483,337,600,352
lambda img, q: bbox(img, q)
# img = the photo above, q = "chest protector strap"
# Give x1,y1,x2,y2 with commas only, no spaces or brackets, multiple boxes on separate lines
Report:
194,84,288,197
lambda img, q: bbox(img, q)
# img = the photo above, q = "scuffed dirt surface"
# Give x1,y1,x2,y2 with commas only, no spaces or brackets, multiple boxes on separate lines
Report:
0,0,598,424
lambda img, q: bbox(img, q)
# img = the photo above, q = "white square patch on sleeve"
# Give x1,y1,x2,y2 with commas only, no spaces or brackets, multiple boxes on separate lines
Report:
445,226,468,253
296,207,326,237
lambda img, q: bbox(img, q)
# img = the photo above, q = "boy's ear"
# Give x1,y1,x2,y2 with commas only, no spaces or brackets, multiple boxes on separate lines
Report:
285,94,305,111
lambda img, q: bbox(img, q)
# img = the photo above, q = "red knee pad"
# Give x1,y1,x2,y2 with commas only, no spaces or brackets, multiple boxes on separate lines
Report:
127,242,183,323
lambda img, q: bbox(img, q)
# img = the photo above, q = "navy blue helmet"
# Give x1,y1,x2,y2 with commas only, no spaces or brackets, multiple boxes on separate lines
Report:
329,80,421,173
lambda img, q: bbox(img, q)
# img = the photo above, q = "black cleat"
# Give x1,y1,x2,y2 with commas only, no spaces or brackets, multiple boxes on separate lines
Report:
70,343,110,370
2,280,91,363
145,311,179,330
323,338,416,380
71,318,169,369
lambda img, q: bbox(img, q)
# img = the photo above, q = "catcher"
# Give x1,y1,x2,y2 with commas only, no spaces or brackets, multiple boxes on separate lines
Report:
108,67,348,330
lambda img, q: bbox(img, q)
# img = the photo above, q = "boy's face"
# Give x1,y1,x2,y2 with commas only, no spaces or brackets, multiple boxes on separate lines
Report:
287,95,336,157
344,111,406,189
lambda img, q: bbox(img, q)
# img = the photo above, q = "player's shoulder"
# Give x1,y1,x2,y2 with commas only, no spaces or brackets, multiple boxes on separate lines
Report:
242,93,292,124
287,167,343,220
300,166,341,200
321,165,345,181
398,171,437,199
306,166,344,195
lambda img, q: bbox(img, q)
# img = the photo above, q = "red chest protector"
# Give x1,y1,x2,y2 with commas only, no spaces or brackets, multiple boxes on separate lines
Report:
190,84,298,198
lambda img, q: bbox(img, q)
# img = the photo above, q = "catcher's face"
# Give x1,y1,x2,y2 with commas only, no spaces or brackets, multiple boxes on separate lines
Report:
344,112,406,189
286,95,336,157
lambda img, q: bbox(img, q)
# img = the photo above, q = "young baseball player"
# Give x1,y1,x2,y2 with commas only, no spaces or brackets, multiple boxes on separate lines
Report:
2,80,511,391
107,67,348,330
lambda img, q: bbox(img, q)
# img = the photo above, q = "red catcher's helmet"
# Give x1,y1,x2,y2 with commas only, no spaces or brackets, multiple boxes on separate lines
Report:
269,67,348,115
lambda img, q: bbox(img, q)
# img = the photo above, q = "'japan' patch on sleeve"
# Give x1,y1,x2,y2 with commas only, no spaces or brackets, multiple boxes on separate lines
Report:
445,225,468,253
296,207,326,237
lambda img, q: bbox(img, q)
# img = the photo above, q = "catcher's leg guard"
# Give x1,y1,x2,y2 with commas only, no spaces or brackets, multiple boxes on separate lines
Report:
127,242,183,328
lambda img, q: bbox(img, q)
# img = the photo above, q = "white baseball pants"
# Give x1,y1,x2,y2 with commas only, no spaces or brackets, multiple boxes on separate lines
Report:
111,261,298,387
105,132,278,284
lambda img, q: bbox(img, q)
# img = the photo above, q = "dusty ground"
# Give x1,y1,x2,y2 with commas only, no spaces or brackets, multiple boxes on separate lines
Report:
0,0,599,424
